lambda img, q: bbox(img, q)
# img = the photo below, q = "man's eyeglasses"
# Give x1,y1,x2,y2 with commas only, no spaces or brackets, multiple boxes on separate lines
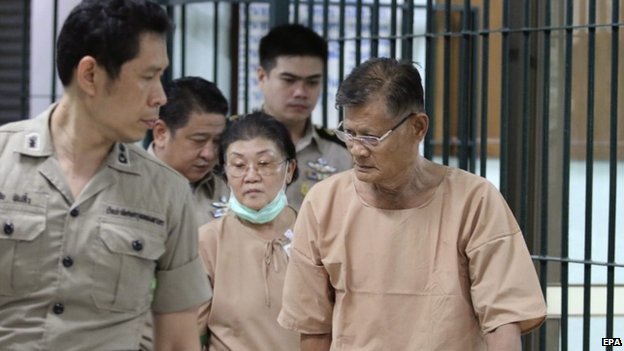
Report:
225,159,287,178
334,112,414,148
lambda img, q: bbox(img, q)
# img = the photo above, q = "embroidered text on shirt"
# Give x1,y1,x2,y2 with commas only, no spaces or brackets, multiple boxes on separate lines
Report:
105,206,164,226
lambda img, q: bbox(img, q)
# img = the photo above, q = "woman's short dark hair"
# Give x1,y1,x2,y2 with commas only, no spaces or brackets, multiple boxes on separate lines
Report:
219,112,299,184
56,0,172,86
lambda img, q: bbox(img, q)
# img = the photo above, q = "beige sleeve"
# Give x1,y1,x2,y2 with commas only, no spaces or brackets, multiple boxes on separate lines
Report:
197,223,218,337
152,188,213,313
466,186,546,334
278,201,334,334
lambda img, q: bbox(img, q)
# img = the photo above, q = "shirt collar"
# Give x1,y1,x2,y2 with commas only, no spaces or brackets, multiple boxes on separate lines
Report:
18,104,140,176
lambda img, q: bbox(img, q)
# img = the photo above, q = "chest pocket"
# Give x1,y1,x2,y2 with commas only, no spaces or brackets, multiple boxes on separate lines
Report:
0,201,47,296
91,219,166,313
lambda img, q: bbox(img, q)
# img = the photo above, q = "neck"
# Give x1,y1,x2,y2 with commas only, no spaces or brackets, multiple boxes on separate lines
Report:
360,158,446,209
51,96,115,162
50,96,115,198
240,206,295,240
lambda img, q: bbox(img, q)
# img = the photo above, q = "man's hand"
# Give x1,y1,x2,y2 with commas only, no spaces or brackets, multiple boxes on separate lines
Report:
153,307,201,351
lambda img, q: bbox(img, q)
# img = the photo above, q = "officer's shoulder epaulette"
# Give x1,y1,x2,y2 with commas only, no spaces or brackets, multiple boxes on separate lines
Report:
314,125,346,148
227,114,242,122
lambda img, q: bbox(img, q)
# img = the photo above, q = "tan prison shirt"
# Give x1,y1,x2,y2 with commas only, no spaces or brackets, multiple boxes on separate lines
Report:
278,169,547,350
288,122,352,210
0,105,212,351
197,210,299,351
147,143,229,226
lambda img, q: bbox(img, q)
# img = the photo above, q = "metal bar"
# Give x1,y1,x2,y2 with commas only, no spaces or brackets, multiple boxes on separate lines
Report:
530,255,624,268
322,0,329,127
423,0,434,160
401,0,414,60
355,0,362,64
338,0,345,123
499,0,509,197
330,21,624,42
308,0,314,28
479,0,490,177
469,9,478,173
212,2,219,84
229,2,240,116
519,0,531,235
20,0,30,119
51,0,58,103
293,0,300,23
539,1,552,349
606,0,619,348
269,0,289,27
442,0,451,165
243,3,250,113
458,0,471,171
561,0,574,349
371,0,380,58
181,5,187,76
582,2,596,350
390,0,397,58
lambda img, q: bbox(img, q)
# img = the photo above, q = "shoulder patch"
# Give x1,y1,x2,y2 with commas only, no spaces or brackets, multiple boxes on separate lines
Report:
315,125,346,148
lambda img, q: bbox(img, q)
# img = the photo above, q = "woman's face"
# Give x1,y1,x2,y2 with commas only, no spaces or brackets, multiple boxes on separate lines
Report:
225,137,295,211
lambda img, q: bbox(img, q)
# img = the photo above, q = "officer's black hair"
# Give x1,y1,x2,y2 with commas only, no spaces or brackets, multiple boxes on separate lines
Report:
56,0,172,86
159,77,229,134
259,23,328,73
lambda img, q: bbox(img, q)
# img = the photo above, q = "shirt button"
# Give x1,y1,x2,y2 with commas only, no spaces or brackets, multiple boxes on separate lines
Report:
132,240,143,251
62,256,74,268
70,208,80,217
53,303,65,315
3,222,14,235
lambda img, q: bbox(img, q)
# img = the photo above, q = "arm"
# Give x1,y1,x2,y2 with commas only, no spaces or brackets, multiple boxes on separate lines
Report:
484,323,521,351
153,307,201,351
301,333,332,351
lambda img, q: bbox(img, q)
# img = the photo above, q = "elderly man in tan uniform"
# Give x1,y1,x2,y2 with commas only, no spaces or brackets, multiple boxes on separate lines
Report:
278,58,547,350
149,76,229,224
0,1,210,350
256,24,352,210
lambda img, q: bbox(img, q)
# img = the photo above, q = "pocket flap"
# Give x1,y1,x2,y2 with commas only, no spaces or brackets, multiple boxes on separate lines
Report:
99,222,165,260
0,210,46,242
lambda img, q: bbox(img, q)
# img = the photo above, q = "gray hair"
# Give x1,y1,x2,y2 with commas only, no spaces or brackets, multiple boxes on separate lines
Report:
335,58,425,119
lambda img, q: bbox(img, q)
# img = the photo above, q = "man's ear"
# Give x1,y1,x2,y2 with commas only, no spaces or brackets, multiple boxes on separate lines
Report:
411,112,429,142
75,56,100,96
257,66,268,85
152,120,170,148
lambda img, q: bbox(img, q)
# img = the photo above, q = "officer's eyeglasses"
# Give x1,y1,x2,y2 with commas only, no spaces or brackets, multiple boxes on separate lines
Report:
225,159,287,178
334,112,414,148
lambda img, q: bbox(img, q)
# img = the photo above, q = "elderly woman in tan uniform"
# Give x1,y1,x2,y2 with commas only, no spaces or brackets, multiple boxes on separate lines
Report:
278,58,547,351
197,112,299,350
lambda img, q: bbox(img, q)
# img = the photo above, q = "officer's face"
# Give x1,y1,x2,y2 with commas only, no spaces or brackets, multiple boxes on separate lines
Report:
224,137,295,211
154,111,226,184
91,32,168,143
257,56,323,127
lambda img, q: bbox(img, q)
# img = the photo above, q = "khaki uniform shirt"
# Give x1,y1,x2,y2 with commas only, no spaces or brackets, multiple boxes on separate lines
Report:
278,169,547,350
147,144,229,226
197,210,299,351
288,123,352,210
0,105,212,351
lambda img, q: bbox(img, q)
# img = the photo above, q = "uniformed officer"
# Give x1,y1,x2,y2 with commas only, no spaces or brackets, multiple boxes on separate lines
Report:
149,76,229,225
256,24,352,210
0,1,210,350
